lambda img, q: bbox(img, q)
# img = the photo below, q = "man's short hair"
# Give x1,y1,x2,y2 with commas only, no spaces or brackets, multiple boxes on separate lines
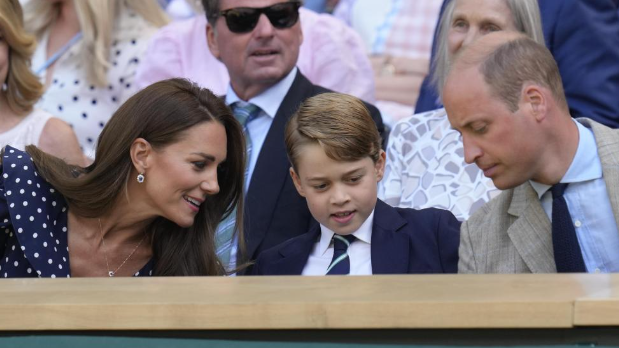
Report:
451,35,569,113
285,93,382,172
481,37,568,112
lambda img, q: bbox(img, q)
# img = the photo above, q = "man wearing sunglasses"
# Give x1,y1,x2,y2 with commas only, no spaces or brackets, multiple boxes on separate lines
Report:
204,0,385,271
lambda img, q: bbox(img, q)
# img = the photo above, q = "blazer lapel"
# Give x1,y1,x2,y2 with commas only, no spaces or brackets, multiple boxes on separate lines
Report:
269,225,320,275
243,71,312,258
370,200,410,274
506,182,556,273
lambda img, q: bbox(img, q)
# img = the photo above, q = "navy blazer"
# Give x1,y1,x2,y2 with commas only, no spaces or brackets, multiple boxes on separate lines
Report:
415,0,619,128
240,70,385,267
251,200,460,275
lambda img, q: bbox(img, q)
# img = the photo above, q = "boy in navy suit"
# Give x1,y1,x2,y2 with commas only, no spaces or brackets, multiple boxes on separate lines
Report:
253,93,460,275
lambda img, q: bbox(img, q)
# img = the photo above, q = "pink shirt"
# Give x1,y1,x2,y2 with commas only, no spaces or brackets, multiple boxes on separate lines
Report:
135,8,375,102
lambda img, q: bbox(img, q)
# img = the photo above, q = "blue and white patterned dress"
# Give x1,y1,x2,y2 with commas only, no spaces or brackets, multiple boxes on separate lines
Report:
0,146,153,278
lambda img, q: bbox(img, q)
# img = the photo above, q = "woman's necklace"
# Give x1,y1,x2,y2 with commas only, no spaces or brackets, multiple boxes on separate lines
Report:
98,218,147,277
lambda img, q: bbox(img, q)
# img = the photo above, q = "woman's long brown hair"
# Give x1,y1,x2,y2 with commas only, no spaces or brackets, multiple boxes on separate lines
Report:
26,78,246,276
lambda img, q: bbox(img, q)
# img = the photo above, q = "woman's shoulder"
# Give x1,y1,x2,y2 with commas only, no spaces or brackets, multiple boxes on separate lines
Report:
1,146,55,193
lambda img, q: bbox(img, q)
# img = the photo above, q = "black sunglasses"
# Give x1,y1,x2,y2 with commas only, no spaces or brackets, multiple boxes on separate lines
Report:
219,1,301,34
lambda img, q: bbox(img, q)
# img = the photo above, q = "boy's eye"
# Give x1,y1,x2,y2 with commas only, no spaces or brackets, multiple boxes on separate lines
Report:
347,175,362,183
313,183,328,190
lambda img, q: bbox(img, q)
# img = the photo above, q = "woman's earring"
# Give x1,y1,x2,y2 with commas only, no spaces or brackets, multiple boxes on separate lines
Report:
137,173,145,183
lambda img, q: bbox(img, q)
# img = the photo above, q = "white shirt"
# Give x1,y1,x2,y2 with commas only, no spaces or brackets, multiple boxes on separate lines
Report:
225,67,298,192
530,120,619,273
302,210,375,276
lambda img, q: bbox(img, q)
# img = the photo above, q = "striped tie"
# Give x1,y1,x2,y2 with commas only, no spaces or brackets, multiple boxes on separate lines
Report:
326,234,356,275
215,102,261,268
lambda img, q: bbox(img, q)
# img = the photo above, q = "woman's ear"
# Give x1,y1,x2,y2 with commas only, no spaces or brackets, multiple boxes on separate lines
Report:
130,138,153,174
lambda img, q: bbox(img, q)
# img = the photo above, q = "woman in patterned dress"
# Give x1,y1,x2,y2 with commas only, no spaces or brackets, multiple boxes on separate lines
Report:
0,78,246,278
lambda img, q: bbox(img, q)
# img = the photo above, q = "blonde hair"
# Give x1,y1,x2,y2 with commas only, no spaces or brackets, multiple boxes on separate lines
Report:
0,0,43,115
25,0,169,87
431,0,544,99
285,93,382,173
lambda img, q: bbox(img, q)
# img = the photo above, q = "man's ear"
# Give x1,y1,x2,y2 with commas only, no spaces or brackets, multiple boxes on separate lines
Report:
521,83,547,122
375,150,386,182
130,138,153,174
289,167,306,197
206,23,221,60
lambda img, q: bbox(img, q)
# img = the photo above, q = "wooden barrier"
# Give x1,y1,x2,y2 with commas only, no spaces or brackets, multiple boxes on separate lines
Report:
1,274,619,345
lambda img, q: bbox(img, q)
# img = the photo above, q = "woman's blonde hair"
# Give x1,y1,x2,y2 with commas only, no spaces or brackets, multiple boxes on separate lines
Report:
25,0,169,87
431,0,544,99
0,0,43,115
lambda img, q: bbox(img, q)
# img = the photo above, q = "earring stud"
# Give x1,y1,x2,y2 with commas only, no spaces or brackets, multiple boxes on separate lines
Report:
137,173,145,183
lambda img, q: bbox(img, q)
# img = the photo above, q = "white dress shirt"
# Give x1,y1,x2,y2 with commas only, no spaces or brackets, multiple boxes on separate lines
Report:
530,120,619,273
302,210,375,276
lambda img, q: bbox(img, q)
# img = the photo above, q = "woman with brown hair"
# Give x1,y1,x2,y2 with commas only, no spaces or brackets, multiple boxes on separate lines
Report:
0,78,246,277
0,0,83,166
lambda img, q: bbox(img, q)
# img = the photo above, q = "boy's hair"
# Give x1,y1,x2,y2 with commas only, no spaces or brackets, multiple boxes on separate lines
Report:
285,93,382,172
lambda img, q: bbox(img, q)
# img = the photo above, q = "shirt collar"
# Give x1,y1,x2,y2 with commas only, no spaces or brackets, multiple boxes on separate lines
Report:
530,119,602,198
317,210,375,256
225,67,298,119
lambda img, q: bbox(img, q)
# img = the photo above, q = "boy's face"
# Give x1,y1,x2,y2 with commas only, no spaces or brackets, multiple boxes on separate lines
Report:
290,143,386,235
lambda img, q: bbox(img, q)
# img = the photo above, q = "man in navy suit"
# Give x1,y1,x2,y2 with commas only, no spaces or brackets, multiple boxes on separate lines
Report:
416,0,619,128
203,0,384,268
253,93,459,276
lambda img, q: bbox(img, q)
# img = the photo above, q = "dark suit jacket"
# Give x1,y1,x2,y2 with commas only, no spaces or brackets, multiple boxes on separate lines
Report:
240,70,385,267
415,0,619,128
251,200,460,275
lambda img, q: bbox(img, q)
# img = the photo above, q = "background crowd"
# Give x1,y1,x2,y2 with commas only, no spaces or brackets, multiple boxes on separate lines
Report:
0,0,618,278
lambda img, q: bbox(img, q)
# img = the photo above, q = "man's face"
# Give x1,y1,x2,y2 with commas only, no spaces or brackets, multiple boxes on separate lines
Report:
206,0,303,99
444,67,542,190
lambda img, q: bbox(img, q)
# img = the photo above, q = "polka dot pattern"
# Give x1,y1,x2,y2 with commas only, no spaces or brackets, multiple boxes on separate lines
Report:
0,146,154,278
31,9,159,160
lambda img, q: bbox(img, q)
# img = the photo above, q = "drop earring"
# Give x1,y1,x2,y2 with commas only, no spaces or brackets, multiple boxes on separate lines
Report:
137,173,145,183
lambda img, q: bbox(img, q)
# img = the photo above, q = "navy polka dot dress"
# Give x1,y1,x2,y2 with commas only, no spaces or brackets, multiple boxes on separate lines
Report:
0,146,154,278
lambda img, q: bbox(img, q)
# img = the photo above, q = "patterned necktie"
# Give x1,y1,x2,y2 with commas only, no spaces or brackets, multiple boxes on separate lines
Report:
551,183,587,272
326,234,356,275
215,102,262,268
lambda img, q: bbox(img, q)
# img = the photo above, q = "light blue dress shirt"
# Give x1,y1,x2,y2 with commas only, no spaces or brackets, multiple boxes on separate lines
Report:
530,120,619,273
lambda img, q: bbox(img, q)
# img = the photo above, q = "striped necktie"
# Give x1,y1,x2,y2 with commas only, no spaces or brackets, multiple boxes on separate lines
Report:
326,234,356,275
215,102,261,268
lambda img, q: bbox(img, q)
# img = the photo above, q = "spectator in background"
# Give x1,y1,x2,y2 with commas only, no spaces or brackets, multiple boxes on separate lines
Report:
415,0,619,128
24,0,169,159
334,0,443,127
0,0,83,166
380,0,544,221
201,0,383,271
135,4,375,104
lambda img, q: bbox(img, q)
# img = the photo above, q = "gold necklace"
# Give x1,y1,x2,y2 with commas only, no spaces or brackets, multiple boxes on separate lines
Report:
98,218,147,277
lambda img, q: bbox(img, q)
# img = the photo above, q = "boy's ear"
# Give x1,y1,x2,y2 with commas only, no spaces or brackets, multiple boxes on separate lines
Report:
375,150,386,182
130,138,153,174
289,167,306,197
